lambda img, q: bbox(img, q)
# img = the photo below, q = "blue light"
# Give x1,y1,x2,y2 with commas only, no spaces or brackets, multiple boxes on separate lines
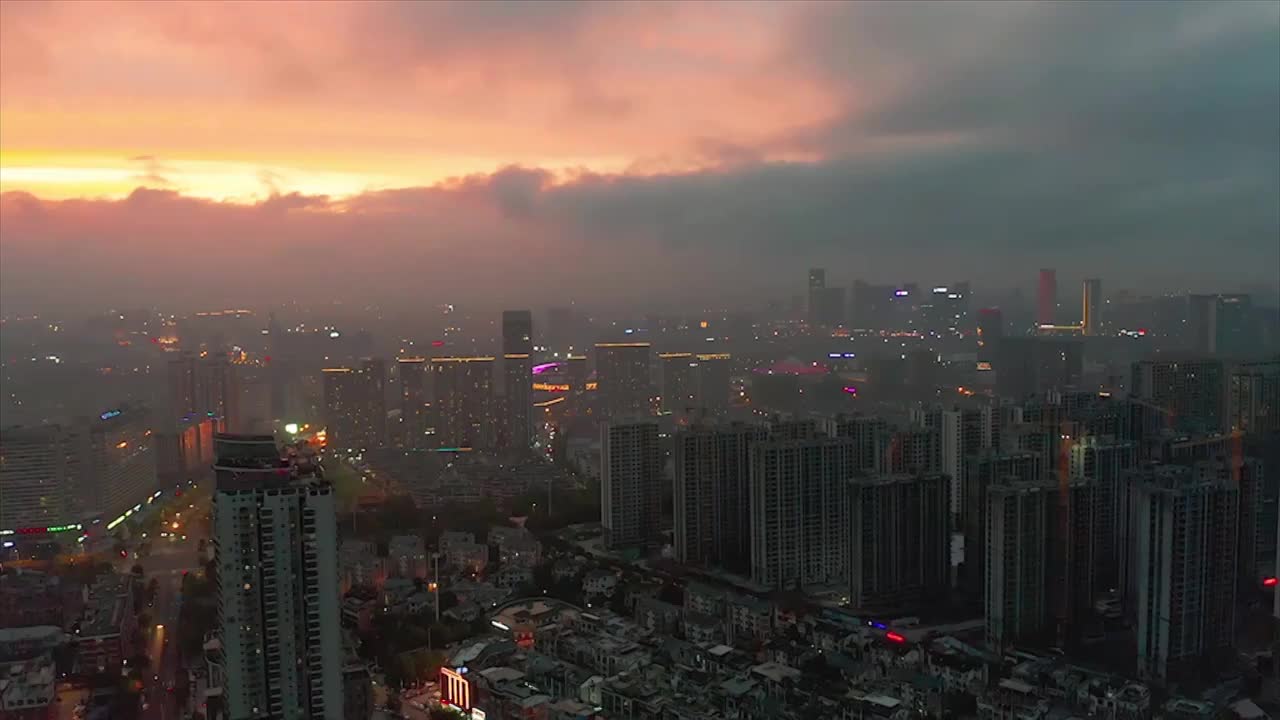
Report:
100,409,122,420
872,622,886,629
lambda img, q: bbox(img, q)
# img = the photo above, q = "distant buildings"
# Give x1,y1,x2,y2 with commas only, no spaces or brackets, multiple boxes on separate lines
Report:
1082,278,1102,336
595,343,651,420
847,473,950,609
430,356,496,449
502,310,534,450
397,357,427,448
1230,359,1279,434
211,434,344,719
601,421,663,550
1132,465,1237,682
1037,269,1057,326
168,351,240,428
322,358,388,451
995,338,1083,401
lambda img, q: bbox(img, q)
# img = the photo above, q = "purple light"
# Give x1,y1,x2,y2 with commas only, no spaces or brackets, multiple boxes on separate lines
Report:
843,386,858,395
894,290,909,297
532,362,562,375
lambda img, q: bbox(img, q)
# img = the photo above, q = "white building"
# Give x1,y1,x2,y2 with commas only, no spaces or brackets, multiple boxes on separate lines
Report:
212,434,343,719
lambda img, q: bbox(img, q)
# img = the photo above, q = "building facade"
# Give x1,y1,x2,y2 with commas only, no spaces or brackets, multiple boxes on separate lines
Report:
848,473,950,609
601,421,663,550
673,422,768,574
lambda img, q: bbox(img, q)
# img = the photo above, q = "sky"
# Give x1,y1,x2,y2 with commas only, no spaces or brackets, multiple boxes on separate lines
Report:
1,0,1277,311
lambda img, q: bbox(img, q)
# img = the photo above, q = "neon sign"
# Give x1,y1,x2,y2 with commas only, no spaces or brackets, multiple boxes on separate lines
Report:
440,667,472,711
532,382,570,393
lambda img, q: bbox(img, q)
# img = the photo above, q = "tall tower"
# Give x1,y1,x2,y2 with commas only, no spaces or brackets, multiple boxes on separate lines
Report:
502,311,534,450
750,434,854,588
1133,464,1238,682
601,420,663,549
212,434,343,719
985,481,1055,652
1037,269,1057,326
1081,278,1102,336
673,422,768,574
808,268,826,325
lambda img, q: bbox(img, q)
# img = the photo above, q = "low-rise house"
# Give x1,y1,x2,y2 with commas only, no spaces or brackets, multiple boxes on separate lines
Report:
387,535,428,579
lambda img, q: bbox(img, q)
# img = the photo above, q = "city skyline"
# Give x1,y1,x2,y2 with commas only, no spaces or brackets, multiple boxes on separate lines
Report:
1,0,1277,311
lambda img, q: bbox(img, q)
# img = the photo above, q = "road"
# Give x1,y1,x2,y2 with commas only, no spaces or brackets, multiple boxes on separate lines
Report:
137,520,207,720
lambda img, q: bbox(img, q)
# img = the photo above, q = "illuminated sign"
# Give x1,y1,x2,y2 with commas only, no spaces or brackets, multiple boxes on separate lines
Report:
440,667,472,711
932,286,949,294
100,409,122,420
531,362,563,374
976,361,993,371
532,382,570,393
894,290,909,297
585,381,598,391
284,423,300,434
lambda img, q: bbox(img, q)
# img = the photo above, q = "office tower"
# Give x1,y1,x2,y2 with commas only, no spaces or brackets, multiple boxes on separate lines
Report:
673,423,768,573
502,311,534,450
807,268,826,325
976,308,1004,362
212,434,343,719
1082,278,1102,336
995,337,1083,401
659,353,696,415
1130,359,1226,434
594,342,651,420
1037,269,1057,326
321,359,388,452
693,353,731,413
826,414,890,474
963,451,1043,596
1230,359,1280,434
397,357,427,448
848,473,950,609
430,356,496,449
942,407,995,523
985,481,1056,652
1133,465,1238,682
601,421,663,549
749,434,854,588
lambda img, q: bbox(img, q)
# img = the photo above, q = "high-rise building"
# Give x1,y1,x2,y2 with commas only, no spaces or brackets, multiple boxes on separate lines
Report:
813,287,847,328
169,353,199,419
1194,456,1263,591
1037,269,1057,326
1069,437,1136,593
1133,464,1238,682
0,407,158,533
1082,278,1102,336
601,421,663,549
397,358,427,448
1131,359,1226,434
168,352,240,427
321,359,388,452
807,268,826,326
750,434,854,588
594,342,651,420
886,425,940,475
963,451,1043,596
502,310,534,450
827,414,890,474
1063,478,1109,635
212,435,343,719
986,481,1056,652
848,473,950,609
430,356,496,449
942,406,995,523
673,422,768,573
1230,359,1280,434
693,353,731,413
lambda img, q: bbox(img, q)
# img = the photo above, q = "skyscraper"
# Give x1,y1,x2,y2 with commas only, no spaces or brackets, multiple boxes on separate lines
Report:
594,342,651,420
1069,437,1136,592
848,473,950,609
397,357,427,448
168,352,241,427
807,268,825,325
1082,278,1102,336
963,451,1043,597
1037,269,1057,326
430,356,496,449
750,433,854,588
659,352,696,415
673,422,768,574
1131,359,1226,434
1229,359,1280,434
976,307,1004,362
502,311,534,450
942,406,995,523
985,481,1055,652
212,434,343,719
601,421,663,549
827,414,891,475
1133,464,1238,682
